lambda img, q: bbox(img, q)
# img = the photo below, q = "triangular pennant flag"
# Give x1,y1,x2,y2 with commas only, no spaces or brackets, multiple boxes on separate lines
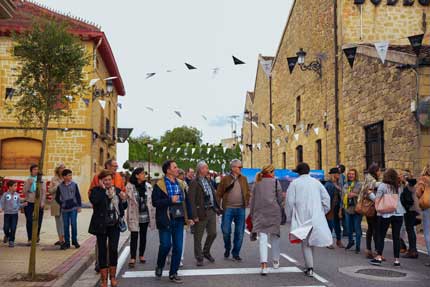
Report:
176,147,181,153
239,144,244,152
260,59,272,78
146,106,155,112
232,56,245,65
89,78,100,87
202,115,208,121
162,147,167,153
146,73,156,79
117,103,123,109
275,138,281,146
99,100,106,110
191,148,196,155
343,47,357,68
293,125,296,132
374,41,389,64
252,144,256,149
174,111,182,118
5,87,15,100
65,95,73,102
257,143,262,150
314,127,320,135
252,121,259,128
277,124,284,130
223,147,228,154
185,63,197,70
207,148,212,154
287,57,298,74
294,134,299,141
261,123,266,129
269,123,276,130
408,34,424,56
82,98,90,107
286,124,290,133
213,154,216,159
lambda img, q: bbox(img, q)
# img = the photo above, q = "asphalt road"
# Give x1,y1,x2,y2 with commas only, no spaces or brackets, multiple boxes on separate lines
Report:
117,216,430,287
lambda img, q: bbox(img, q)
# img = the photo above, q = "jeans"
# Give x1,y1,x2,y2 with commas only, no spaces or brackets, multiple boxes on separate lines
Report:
376,216,403,258
130,222,149,259
157,218,184,276
423,208,430,255
96,226,120,268
62,210,78,245
194,209,217,260
327,208,342,241
221,208,245,257
344,212,362,250
403,211,417,252
366,216,378,251
3,214,18,242
24,202,44,241
259,233,280,263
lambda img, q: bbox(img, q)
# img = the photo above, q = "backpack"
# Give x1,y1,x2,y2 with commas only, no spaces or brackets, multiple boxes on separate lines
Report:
400,186,414,211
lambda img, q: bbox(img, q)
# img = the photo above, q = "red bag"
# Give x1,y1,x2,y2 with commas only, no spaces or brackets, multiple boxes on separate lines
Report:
246,214,253,232
289,233,302,244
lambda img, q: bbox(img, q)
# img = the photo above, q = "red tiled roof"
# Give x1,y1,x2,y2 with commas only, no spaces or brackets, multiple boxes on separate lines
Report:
0,0,125,96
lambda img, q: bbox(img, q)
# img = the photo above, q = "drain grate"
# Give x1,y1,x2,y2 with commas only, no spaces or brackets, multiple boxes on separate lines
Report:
356,268,407,278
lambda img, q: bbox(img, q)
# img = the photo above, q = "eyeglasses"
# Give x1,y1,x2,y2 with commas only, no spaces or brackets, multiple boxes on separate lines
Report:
233,166,243,169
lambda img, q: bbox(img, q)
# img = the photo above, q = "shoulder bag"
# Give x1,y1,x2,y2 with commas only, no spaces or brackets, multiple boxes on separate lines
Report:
375,186,398,214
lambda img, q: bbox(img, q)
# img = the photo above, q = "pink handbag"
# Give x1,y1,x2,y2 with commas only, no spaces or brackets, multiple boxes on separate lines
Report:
375,193,398,214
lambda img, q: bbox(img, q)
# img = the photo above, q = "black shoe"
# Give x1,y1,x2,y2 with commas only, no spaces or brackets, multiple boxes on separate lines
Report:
94,263,100,273
3,236,8,243
345,241,354,250
304,268,314,277
196,259,204,266
60,243,70,250
224,250,230,259
72,242,80,249
355,249,360,254
54,241,62,246
155,267,163,279
37,237,40,243
233,256,242,262
369,259,382,266
203,253,215,263
393,261,401,267
169,274,183,284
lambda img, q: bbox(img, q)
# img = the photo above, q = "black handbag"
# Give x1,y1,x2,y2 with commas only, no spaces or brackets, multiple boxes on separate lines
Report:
169,204,185,219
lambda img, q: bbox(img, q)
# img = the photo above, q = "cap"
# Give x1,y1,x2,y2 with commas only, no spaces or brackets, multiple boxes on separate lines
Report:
329,167,340,175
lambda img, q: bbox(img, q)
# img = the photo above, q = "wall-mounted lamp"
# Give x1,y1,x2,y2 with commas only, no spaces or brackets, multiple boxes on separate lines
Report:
296,48,322,78
90,76,118,100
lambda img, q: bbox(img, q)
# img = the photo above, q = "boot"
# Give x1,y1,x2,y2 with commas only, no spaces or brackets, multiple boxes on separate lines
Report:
336,240,344,248
109,266,118,287
99,268,108,287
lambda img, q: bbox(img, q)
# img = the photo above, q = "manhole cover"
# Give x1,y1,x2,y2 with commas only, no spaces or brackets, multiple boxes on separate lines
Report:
356,268,407,278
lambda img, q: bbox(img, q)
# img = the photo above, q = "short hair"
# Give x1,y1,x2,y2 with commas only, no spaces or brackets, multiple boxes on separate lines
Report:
294,162,310,175
61,169,72,177
7,180,16,188
186,167,194,173
368,163,380,179
338,164,346,173
30,164,38,173
230,159,242,169
162,160,175,174
196,161,208,176
178,169,185,177
129,167,145,185
104,159,115,169
98,169,113,180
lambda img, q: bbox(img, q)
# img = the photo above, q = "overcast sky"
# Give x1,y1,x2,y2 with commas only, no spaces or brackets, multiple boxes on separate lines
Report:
41,0,293,164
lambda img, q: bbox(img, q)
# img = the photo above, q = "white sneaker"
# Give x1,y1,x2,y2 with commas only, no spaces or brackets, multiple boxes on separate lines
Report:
180,260,184,267
273,261,280,269
260,266,268,276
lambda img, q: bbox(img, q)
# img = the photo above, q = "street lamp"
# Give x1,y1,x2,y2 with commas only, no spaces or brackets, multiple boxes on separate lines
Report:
296,48,322,78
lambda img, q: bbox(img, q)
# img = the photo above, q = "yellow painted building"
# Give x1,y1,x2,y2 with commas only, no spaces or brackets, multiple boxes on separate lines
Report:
0,0,127,202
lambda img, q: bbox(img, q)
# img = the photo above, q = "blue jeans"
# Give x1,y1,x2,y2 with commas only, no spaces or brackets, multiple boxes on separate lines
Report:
157,218,184,276
221,208,245,257
344,212,362,250
62,210,78,245
3,214,18,242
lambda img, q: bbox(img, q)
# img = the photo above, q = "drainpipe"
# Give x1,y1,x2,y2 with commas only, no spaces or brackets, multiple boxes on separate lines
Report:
334,0,340,165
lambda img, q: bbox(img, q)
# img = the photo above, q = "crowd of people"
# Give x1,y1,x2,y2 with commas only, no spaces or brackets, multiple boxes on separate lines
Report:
1,158,430,286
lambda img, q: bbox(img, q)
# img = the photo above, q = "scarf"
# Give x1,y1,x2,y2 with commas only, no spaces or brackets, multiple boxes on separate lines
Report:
262,174,274,178
29,176,37,193
343,181,355,208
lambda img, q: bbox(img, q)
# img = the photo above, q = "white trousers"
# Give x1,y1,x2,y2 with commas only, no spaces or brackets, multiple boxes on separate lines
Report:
301,239,314,268
259,233,280,263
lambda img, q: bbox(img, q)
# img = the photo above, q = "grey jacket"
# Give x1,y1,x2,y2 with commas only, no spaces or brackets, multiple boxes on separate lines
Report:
0,191,24,214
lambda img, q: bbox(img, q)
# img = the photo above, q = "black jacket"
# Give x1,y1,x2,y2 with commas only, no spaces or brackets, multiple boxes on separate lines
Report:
88,186,128,235
151,178,192,230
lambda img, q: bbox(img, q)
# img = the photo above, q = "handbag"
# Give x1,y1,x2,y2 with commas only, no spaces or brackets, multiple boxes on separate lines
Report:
169,204,185,219
375,188,398,214
417,176,430,210
118,216,127,232
355,196,376,217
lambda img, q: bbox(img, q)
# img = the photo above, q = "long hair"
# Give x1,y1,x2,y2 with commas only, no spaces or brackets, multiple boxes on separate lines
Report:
129,167,145,185
255,164,275,183
421,164,430,177
382,168,399,191
54,163,65,177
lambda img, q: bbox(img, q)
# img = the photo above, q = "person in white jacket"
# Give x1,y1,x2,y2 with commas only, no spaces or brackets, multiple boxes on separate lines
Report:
286,163,332,277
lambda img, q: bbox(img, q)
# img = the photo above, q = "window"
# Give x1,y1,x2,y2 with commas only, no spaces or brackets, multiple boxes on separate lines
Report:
296,145,303,164
105,118,111,135
365,121,385,169
296,96,301,123
1,138,42,169
282,152,287,169
99,148,104,167
316,140,322,170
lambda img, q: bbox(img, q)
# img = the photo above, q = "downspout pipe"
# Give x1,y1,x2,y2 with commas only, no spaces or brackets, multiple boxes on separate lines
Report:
334,0,341,165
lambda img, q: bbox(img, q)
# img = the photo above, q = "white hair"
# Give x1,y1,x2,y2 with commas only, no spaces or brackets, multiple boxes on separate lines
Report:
230,159,242,169
196,160,208,177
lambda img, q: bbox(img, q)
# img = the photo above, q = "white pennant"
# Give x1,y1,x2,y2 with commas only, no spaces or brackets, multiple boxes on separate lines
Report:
286,124,290,133
162,147,167,153
239,144,244,152
294,134,299,141
257,143,262,150
314,127,320,135
275,138,281,146
260,59,273,78
223,147,228,154
374,41,389,64
98,100,106,110
269,123,275,130
176,147,181,153
252,144,256,149
191,148,196,155
207,148,212,154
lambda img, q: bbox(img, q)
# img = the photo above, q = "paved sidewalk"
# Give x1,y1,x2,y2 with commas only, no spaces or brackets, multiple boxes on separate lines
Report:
0,207,95,287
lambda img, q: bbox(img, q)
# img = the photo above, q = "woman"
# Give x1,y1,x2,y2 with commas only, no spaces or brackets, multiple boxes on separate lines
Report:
416,165,430,267
89,170,128,287
400,170,419,259
48,163,66,246
369,168,406,267
342,169,362,253
126,168,155,268
360,163,381,259
250,164,283,275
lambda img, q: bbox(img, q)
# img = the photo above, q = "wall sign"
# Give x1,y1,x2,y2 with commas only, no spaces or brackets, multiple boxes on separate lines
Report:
354,0,430,5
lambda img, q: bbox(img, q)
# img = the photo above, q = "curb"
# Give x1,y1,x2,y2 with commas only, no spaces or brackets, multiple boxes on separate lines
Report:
71,232,130,287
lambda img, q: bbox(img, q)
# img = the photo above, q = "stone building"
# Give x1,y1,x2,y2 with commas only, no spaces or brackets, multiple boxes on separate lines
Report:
0,0,128,201
242,0,430,176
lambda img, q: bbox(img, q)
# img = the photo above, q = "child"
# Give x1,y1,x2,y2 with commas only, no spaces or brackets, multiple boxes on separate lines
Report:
0,180,27,247
55,169,82,250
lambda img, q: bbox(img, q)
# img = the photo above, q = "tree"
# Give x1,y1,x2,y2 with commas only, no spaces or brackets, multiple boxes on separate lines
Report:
10,20,89,279
160,126,202,146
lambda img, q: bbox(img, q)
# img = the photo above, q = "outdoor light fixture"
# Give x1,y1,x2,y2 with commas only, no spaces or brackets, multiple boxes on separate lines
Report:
106,79,114,94
295,48,322,78
91,76,118,100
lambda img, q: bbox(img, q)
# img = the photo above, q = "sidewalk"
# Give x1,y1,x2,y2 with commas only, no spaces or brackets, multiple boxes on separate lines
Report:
0,207,95,287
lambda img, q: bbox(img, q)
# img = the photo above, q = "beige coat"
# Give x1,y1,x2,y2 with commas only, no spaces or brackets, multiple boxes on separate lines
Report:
126,182,156,232
23,177,47,207
48,176,62,216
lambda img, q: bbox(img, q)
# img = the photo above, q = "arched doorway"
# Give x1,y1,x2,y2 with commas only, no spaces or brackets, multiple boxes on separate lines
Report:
0,138,42,169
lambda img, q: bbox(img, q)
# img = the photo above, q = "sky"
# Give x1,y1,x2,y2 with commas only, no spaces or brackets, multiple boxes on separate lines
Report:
40,0,294,164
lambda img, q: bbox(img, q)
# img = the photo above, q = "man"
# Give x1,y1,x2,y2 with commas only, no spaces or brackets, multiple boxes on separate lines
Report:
185,168,195,186
325,167,343,248
189,161,221,266
152,160,193,284
216,159,250,261
286,163,332,277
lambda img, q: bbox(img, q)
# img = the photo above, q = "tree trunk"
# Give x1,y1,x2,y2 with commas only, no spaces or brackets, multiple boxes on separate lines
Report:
28,115,49,280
